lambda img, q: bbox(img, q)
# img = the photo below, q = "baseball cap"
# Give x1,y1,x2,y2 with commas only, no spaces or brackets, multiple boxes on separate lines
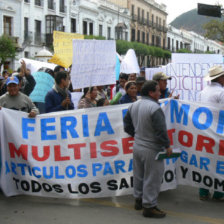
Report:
6,76,19,85
153,72,171,81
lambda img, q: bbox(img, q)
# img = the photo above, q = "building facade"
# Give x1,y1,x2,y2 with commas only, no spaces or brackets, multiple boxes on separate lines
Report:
0,0,130,70
167,25,224,55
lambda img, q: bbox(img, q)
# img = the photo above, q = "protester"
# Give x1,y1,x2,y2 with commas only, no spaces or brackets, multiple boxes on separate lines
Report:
45,71,74,113
152,72,172,99
0,76,39,117
32,67,55,114
128,73,137,81
123,80,172,218
140,67,146,78
119,81,137,104
96,86,108,101
78,86,97,109
199,65,224,201
136,76,146,96
2,70,10,79
96,98,109,107
112,73,128,98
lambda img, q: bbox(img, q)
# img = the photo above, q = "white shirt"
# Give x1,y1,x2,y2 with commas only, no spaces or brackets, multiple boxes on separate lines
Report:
112,86,126,98
200,82,224,104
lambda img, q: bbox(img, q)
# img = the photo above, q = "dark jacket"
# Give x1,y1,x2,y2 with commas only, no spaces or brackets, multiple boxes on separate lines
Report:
119,94,136,104
45,89,74,113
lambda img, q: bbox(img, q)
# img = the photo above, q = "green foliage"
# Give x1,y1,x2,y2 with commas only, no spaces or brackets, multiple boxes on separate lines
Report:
84,35,106,40
116,40,133,55
176,48,192,53
203,20,224,42
0,35,17,70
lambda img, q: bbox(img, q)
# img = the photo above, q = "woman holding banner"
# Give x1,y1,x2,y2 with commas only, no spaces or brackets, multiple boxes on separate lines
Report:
78,87,97,109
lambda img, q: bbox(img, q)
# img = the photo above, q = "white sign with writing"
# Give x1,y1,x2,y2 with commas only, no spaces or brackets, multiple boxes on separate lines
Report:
71,40,116,89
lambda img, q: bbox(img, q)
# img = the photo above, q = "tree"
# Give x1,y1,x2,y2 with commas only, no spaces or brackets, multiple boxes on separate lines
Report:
0,35,17,70
203,19,224,42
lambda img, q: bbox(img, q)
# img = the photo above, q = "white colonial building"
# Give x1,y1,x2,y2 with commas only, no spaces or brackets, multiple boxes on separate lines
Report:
167,25,224,55
0,0,130,70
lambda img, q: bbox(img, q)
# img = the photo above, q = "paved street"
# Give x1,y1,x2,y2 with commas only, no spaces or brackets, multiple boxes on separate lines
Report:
0,185,223,224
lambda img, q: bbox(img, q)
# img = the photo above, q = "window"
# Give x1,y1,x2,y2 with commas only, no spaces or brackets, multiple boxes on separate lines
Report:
45,15,63,46
163,38,166,48
99,24,103,36
131,29,135,41
138,8,140,21
4,16,12,36
83,21,87,35
176,40,179,51
147,12,149,25
24,51,29,58
152,14,154,25
156,16,158,26
60,0,65,12
24,17,29,41
71,18,76,33
142,10,144,23
137,30,140,42
147,33,149,44
35,20,41,44
24,0,30,3
35,0,41,6
89,22,93,35
107,27,111,39
131,5,134,15
48,0,54,10
167,37,170,50
142,32,145,43
125,32,128,41
152,35,155,45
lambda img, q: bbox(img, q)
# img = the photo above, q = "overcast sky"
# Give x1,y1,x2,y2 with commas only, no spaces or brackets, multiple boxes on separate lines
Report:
157,0,221,23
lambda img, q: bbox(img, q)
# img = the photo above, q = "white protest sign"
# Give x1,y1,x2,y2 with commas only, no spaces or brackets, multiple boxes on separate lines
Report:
120,49,140,74
145,67,164,80
71,40,116,89
20,58,57,75
71,92,83,110
166,53,224,101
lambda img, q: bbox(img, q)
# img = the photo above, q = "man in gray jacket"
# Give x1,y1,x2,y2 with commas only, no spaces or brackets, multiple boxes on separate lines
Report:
124,80,172,218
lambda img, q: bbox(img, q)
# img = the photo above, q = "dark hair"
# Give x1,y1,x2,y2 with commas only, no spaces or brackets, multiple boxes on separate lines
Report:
82,87,95,98
54,65,65,73
119,73,128,80
54,71,68,85
124,81,136,91
141,80,158,96
97,98,105,107
38,67,54,78
2,70,8,75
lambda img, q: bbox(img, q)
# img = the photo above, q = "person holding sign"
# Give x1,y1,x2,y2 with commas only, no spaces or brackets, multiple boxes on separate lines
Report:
153,72,179,99
199,65,224,201
123,80,172,218
45,71,74,113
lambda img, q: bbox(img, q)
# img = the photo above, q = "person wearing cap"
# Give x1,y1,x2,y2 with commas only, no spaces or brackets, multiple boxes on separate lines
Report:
199,65,224,201
140,67,146,78
0,76,39,117
136,76,146,96
123,80,172,218
152,72,172,99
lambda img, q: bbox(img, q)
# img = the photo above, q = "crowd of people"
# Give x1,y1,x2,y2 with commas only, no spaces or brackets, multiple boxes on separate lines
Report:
0,60,223,219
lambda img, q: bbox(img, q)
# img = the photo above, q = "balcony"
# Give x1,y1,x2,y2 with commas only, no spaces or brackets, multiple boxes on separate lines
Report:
24,31,33,43
131,14,137,21
34,33,45,45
